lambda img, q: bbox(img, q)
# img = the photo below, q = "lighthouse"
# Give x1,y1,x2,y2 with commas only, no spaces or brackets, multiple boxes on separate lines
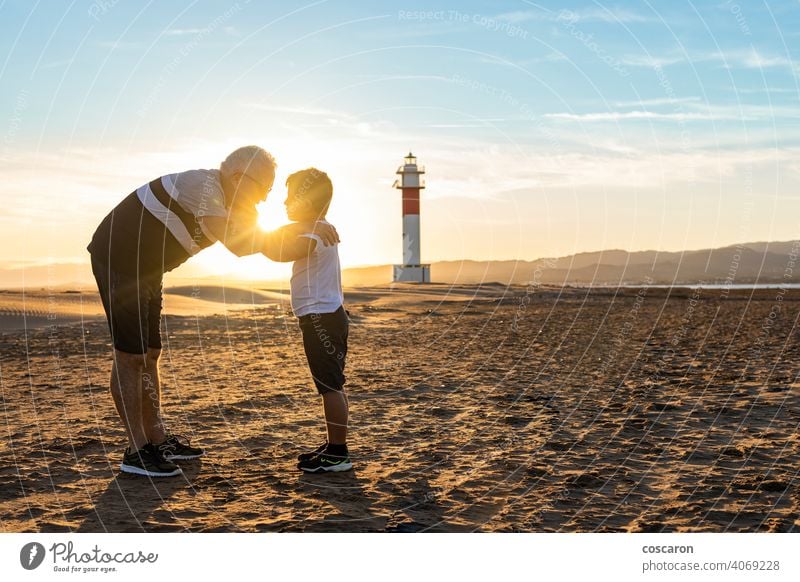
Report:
393,152,430,283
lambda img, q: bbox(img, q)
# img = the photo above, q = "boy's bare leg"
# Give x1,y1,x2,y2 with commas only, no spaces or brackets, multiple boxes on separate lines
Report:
141,347,168,445
110,350,149,452
321,390,349,445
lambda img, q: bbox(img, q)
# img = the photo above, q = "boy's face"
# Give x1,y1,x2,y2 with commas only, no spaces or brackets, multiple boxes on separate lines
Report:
284,190,314,222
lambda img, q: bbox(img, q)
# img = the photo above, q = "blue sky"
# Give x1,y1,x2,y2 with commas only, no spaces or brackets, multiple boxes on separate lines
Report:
1,0,799,283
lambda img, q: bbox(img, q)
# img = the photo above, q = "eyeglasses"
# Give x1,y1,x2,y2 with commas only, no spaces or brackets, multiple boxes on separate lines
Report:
241,173,273,194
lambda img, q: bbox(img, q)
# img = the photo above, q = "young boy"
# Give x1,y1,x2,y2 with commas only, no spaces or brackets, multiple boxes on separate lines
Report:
263,168,351,473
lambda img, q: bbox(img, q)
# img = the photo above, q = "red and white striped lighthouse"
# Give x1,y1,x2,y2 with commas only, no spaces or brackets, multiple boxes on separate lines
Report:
393,152,430,282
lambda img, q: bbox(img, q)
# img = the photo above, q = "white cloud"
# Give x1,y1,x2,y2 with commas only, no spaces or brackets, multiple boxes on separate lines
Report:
496,7,651,24
39,58,74,70
622,48,797,71
163,28,209,36
494,10,545,23
95,40,149,51
733,48,793,69
736,87,799,94
545,101,800,123
240,102,341,117
429,119,508,128
620,54,686,67
614,96,702,107
559,7,652,23
477,52,567,68
164,26,240,37
544,111,744,122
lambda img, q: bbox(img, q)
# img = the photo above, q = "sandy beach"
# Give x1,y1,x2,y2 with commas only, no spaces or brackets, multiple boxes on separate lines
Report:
0,283,798,532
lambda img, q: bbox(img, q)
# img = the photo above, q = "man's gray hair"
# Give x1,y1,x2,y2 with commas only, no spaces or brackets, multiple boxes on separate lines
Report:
220,145,276,181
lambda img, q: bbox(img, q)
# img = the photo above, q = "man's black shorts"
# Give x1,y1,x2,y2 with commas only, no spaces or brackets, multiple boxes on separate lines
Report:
90,254,163,355
298,305,348,395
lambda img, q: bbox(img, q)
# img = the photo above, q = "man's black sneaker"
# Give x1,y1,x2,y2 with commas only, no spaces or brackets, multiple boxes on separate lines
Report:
120,444,182,477
297,442,328,462
297,451,353,473
156,434,205,461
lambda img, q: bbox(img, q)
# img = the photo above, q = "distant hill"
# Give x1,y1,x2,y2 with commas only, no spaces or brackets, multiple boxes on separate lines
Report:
2,240,797,288
341,240,800,286
0,262,93,290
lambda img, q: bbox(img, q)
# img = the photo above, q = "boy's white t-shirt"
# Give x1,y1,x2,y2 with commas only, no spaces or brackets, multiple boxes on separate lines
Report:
290,220,344,317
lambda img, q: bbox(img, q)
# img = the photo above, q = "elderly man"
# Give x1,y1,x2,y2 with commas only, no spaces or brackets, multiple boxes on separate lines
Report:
87,145,338,477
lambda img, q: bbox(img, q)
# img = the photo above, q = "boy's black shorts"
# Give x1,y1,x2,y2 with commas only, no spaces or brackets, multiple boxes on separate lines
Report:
90,254,163,355
298,305,348,395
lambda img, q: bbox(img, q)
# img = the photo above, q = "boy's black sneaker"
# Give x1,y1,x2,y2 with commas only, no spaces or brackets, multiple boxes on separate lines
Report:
120,444,182,477
156,434,205,461
297,442,328,462
297,450,353,473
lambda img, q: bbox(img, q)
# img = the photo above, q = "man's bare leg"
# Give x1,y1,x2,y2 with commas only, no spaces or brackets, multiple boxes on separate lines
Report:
110,350,148,452
141,347,167,445
321,390,349,445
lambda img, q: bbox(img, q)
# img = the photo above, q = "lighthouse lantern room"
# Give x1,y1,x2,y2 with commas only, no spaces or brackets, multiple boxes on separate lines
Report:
393,152,430,283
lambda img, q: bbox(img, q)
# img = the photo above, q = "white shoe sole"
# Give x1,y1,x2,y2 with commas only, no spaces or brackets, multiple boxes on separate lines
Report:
300,461,353,473
163,451,205,461
120,463,183,477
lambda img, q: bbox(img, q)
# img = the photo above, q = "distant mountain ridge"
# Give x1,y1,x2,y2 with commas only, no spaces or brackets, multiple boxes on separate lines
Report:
340,240,800,286
1,240,797,288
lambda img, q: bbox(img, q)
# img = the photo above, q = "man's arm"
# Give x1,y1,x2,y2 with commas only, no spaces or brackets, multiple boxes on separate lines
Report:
262,222,341,261
262,231,317,263
202,216,339,258
202,215,263,257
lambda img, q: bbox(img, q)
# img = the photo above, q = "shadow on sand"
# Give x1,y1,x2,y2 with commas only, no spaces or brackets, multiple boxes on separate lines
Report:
297,468,388,532
382,475,451,532
297,472,450,532
76,462,202,532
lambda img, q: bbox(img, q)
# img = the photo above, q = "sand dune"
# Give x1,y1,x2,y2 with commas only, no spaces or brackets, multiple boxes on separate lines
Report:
165,285,289,305
0,283,515,331
0,287,283,332
0,284,798,532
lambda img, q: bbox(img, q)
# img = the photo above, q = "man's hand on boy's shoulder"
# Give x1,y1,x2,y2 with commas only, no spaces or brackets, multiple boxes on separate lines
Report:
279,221,339,247
300,221,339,246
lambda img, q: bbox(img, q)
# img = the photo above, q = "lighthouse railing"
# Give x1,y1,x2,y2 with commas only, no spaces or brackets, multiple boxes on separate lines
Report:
396,165,426,174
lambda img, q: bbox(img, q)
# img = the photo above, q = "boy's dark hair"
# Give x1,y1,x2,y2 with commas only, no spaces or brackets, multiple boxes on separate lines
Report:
286,168,333,215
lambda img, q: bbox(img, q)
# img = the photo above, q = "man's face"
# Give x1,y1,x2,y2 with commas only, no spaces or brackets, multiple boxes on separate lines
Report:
234,169,275,207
